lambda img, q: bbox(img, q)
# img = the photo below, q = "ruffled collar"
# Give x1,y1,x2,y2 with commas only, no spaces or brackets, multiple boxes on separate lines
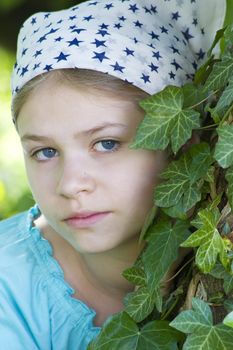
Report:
26,204,101,333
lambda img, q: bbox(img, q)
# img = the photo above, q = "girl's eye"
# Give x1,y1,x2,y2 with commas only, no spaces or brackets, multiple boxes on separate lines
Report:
94,140,120,152
32,148,58,161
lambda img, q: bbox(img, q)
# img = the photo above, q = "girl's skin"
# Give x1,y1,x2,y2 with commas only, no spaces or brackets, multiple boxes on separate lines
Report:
17,76,167,326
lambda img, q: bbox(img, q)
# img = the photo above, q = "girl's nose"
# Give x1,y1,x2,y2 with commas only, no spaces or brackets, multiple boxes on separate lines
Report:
56,159,96,199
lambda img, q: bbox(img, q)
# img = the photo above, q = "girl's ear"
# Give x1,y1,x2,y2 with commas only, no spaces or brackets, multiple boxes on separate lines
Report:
181,132,200,153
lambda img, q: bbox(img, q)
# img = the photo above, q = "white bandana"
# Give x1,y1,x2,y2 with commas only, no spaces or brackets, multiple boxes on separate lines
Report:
12,0,226,96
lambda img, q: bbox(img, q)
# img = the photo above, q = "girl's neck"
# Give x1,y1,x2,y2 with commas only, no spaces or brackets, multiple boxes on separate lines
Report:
81,238,143,297
35,214,143,298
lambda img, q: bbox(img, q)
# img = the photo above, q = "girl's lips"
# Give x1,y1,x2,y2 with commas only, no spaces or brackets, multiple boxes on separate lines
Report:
64,212,111,228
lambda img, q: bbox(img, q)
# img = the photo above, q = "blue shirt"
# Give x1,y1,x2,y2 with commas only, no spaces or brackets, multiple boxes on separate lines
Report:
0,206,100,350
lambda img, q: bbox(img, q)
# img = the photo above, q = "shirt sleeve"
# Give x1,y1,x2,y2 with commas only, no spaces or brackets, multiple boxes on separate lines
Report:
0,212,100,350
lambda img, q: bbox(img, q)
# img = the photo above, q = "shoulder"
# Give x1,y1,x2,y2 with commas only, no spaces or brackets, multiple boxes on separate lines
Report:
0,210,53,349
0,211,28,243
0,209,36,271
0,210,100,349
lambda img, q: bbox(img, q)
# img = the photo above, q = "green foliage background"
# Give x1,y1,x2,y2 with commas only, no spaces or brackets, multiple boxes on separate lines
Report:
0,1,81,219
1,1,233,349
0,48,34,219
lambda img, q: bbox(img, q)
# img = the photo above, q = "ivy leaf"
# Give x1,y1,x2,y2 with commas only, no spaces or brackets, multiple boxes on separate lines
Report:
183,183,202,211
214,125,233,168
88,312,182,350
125,287,158,322
213,76,233,115
181,208,224,273
182,83,207,109
154,143,212,209
170,298,233,350
142,219,189,291
224,300,233,313
162,200,188,220
139,205,157,243
204,55,233,92
226,166,233,210
208,27,226,56
162,183,201,219
211,263,233,294
224,311,233,329
203,166,215,183
170,298,212,333
132,85,200,154
122,267,146,287
154,287,163,313
223,24,233,54
181,325,233,350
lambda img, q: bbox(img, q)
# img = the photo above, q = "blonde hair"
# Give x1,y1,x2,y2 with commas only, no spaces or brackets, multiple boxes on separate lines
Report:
12,69,149,125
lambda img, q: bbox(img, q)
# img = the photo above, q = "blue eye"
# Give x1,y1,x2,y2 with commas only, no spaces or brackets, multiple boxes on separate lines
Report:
94,140,119,152
33,148,58,160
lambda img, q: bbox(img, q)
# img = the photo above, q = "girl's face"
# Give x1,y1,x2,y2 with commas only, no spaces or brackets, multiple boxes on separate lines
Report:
17,78,166,254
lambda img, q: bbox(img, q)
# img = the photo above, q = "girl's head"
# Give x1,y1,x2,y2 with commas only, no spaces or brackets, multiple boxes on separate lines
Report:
16,70,166,253
11,0,226,253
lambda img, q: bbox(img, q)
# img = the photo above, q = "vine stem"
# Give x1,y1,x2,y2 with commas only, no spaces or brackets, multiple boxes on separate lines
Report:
164,256,194,283
196,123,218,130
188,89,219,110
161,296,180,320
210,180,217,200
220,104,233,125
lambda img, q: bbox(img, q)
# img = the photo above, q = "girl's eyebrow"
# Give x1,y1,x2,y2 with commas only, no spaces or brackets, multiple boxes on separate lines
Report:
20,122,128,142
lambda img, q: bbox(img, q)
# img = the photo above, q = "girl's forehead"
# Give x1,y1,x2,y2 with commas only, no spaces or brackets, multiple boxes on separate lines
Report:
12,0,226,96
18,82,144,131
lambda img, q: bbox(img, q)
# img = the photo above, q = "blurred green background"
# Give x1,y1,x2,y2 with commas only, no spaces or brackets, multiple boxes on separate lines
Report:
0,0,79,219
0,0,233,219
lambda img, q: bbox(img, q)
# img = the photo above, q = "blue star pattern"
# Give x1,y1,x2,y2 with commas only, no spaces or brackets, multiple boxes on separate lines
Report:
12,0,226,96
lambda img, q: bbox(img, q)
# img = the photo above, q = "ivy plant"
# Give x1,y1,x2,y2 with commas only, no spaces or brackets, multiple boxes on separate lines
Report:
88,21,233,350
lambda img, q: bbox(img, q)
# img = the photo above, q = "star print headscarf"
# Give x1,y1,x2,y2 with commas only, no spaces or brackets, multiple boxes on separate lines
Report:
12,0,226,96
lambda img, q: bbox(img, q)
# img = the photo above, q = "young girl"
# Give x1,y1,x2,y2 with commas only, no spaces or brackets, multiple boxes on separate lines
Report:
1,0,226,349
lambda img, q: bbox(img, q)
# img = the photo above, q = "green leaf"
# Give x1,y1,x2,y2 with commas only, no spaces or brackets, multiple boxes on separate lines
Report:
139,205,157,243
203,166,215,183
226,166,233,210
211,264,233,294
181,208,224,273
194,55,214,85
155,143,212,209
213,76,233,115
224,311,233,329
224,299,233,313
182,83,207,109
171,298,233,350
154,179,187,208
154,287,163,313
132,85,200,154
122,267,146,287
214,125,233,168
183,325,233,350
162,200,188,220
223,22,233,53
195,230,225,273
191,297,213,325
183,183,202,211
204,55,233,92
162,183,201,219
142,219,189,291
170,298,212,333
88,313,181,350
125,287,157,322
208,27,226,56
